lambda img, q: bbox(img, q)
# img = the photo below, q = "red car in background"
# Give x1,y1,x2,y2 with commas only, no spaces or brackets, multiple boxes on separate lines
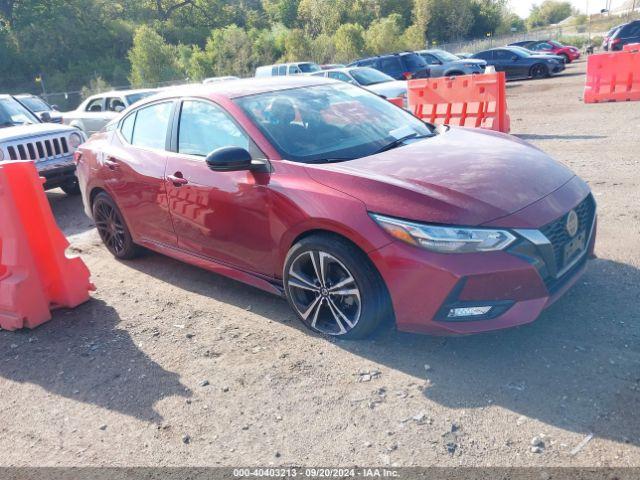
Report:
76,77,596,339
510,40,581,63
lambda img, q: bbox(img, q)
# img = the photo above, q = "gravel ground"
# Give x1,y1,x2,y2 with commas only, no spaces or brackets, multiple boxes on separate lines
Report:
1,59,639,467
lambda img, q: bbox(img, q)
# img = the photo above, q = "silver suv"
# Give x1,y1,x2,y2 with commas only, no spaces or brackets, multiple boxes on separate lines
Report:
0,95,86,195
416,49,486,77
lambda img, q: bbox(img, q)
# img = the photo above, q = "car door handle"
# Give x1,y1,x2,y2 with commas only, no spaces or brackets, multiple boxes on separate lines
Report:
104,156,119,170
167,173,188,186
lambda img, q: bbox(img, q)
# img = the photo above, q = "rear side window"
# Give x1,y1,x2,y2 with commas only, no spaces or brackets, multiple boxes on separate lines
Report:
86,98,103,112
622,22,640,36
130,102,173,150
358,58,376,67
120,113,136,143
474,50,494,60
403,54,427,70
495,50,514,60
278,65,287,75
271,66,278,75
379,56,402,74
178,100,249,156
289,65,301,74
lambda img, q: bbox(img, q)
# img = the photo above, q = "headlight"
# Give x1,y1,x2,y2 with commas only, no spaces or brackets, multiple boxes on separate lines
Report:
68,132,83,149
370,213,516,253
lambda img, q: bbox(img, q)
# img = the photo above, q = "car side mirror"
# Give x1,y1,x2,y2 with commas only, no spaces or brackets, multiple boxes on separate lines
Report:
114,105,125,113
206,146,254,172
40,111,51,122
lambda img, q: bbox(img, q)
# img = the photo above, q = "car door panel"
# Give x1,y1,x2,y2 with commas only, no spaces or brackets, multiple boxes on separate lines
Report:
165,99,275,276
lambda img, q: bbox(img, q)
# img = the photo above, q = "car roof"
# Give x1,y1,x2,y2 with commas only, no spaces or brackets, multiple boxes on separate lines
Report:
90,88,156,99
146,76,339,101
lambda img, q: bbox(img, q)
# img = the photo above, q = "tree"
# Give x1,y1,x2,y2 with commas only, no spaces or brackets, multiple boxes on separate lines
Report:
527,1,574,28
333,23,365,63
204,25,255,77
364,14,405,55
425,0,474,43
262,0,300,28
283,28,311,61
128,25,182,86
80,76,112,99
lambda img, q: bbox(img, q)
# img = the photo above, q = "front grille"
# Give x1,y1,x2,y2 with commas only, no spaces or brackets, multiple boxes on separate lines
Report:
4,134,70,162
539,194,596,274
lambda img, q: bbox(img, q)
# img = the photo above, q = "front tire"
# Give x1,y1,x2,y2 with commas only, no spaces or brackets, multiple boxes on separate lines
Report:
283,234,392,339
92,192,141,259
530,63,549,79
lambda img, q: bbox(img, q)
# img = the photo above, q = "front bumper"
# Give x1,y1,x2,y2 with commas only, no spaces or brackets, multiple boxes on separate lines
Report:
369,192,596,336
37,155,77,189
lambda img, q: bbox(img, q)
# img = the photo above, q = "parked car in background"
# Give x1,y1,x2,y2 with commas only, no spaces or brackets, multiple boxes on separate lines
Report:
77,77,596,338
203,76,240,84
508,45,567,64
63,89,156,136
311,67,407,103
0,95,85,194
255,62,322,77
608,20,640,51
603,24,627,50
472,47,564,80
321,64,346,70
348,52,430,80
455,52,474,59
509,40,580,63
15,94,63,124
415,49,486,76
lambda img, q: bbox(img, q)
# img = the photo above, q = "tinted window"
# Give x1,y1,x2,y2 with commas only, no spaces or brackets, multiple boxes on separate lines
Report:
86,98,103,112
278,65,287,75
131,102,173,150
421,53,440,65
288,65,301,74
357,58,376,67
403,54,427,70
178,100,249,156
299,63,321,73
623,23,640,36
495,50,516,60
380,56,402,73
474,51,493,60
125,91,155,105
271,66,278,75
120,112,136,143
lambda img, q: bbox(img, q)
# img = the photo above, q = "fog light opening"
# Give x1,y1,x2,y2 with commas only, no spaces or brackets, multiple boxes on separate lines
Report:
447,306,493,318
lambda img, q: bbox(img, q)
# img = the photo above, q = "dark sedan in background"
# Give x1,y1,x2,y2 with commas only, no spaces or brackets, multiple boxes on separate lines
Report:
471,47,565,80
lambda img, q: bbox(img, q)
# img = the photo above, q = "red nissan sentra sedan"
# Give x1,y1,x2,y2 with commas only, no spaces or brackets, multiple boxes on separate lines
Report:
76,77,596,339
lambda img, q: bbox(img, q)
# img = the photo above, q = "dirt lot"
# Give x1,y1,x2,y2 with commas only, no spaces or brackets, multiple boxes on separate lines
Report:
1,60,639,467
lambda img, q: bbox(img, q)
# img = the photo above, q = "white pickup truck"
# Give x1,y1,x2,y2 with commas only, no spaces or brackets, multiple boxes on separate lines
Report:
0,95,86,195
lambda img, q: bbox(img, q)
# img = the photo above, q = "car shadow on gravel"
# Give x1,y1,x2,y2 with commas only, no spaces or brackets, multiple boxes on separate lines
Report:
0,299,191,423
343,258,640,447
47,189,95,237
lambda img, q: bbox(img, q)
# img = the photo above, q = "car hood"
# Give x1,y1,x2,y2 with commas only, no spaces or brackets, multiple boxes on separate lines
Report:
305,127,575,226
0,122,76,142
365,80,407,98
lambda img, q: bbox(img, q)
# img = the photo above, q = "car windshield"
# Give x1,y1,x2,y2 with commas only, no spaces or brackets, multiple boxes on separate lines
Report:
0,97,40,127
349,68,394,86
18,96,51,113
431,50,460,62
125,91,155,105
548,40,563,48
235,83,434,163
299,63,321,73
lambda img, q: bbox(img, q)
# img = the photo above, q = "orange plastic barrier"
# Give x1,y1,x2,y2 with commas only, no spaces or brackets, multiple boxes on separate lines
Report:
623,43,640,53
0,161,93,331
584,50,640,103
387,97,405,108
407,72,510,133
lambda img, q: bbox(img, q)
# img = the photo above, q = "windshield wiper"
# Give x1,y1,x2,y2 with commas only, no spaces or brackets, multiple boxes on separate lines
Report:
372,133,434,155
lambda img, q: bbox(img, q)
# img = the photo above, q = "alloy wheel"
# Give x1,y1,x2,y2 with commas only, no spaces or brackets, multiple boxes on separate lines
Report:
286,250,362,336
94,201,127,256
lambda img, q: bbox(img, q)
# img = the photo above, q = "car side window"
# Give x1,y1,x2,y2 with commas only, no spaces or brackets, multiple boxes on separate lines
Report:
106,97,126,112
327,71,352,83
86,98,103,112
130,101,173,150
288,65,301,74
380,57,402,74
421,54,440,65
495,50,513,60
178,100,250,157
475,51,493,60
278,65,287,75
120,112,136,143
358,59,375,67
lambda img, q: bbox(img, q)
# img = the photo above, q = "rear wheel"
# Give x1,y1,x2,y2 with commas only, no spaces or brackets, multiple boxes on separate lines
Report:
530,63,549,79
92,192,141,259
284,234,392,339
561,53,571,64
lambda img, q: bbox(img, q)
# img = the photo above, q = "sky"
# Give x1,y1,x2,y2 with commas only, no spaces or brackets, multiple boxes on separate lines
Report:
510,0,629,18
